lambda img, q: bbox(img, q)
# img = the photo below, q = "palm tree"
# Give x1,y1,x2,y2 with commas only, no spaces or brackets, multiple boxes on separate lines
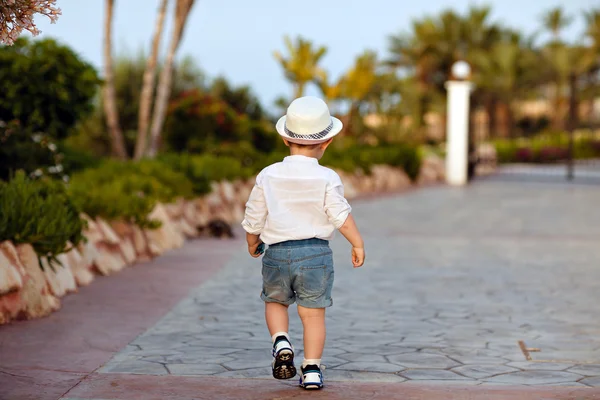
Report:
472,41,527,137
338,51,378,136
273,36,328,99
478,28,546,136
315,71,342,104
542,7,573,42
581,9,600,123
387,17,441,90
387,7,501,137
134,0,169,160
566,45,597,130
147,0,196,157
584,9,600,49
540,7,573,130
387,19,442,133
102,0,128,159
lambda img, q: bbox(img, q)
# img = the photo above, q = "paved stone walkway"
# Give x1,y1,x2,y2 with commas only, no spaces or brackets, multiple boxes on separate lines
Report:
98,181,600,388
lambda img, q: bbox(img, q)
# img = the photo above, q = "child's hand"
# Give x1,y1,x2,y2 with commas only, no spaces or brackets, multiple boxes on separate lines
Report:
248,242,264,258
351,247,365,268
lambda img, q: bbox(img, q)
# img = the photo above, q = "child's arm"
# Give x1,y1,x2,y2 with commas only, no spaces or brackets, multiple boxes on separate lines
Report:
324,173,365,268
339,214,365,268
241,173,267,257
246,232,263,258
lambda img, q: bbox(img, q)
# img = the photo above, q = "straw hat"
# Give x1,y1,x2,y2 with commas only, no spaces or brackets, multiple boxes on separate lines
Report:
275,96,343,145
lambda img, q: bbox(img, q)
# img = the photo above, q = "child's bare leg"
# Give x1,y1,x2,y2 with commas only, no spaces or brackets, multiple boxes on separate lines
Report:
265,302,289,336
297,306,326,360
266,302,296,379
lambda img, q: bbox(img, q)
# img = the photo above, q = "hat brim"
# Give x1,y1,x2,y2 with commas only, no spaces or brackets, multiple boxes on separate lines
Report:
275,116,343,145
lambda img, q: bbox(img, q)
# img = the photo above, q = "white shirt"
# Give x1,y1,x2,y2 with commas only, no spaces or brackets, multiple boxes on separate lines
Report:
241,155,352,245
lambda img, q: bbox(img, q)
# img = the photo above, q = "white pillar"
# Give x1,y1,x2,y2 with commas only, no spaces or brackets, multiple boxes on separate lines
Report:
445,80,473,186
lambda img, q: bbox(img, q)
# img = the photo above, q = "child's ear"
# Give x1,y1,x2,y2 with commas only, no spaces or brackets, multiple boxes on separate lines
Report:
283,139,291,147
320,138,334,150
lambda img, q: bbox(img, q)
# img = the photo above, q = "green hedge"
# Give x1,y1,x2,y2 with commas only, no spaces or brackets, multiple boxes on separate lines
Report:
0,172,85,263
68,160,194,228
321,143,422,181
158,153,254,196
494,131,600,164
161,143,422,181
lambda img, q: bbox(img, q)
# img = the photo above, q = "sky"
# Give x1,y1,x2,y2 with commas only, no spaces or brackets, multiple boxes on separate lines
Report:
36,0,595,108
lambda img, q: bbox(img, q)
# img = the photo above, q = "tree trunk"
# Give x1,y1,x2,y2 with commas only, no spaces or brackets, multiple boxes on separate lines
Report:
134,0,169,160
552,82,565,131
506,103,515,139
566,72,578,179
294,82,305,99
102,0,128,159
567,72,579,131
486,95,497,139
496,101,514,138
343,102,358,137
147,0,196,158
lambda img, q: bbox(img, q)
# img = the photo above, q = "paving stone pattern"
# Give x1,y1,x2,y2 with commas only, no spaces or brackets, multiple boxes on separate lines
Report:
101,182,600,387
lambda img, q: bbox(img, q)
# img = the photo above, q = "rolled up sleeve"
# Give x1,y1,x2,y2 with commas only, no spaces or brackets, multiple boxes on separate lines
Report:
324,173,352,229
241,176,268,235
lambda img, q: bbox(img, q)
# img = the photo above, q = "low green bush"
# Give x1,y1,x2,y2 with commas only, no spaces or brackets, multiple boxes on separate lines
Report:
0,121,64,181
57,142,102,173
493,130,600,164
0,171,85,263
389,145,422,181
158,153,254,194
321,143,421,181
69,160,194,228
157,153,211,196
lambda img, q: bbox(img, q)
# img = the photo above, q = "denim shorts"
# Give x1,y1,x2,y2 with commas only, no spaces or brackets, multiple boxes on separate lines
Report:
261,238,334,309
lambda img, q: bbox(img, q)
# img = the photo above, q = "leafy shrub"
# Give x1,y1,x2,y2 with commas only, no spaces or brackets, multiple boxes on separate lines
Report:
250,121,280,153
494,130,600,164
158,153,254,194
320,143,421,181
494,141,518,163
0,121,66,181
157,153,211,196
0,38,101,139
57,142,102,173
368,144,421,181
573,139,600,159
69,160,194,228
69,174,160,229
164,90,252,153
208,141,273,172
515,148,533,163
536,147,569,163
0,172,85,262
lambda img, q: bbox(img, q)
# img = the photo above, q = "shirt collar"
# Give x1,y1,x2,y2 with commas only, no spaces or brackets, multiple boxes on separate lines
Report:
283,155,319,164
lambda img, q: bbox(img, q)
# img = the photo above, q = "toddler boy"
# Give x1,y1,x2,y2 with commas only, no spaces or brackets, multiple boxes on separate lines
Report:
242,96,365,390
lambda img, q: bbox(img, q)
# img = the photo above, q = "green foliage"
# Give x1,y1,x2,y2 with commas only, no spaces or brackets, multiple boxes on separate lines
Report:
321,143,422,181
493,130,600,163
273,36,328,98
67,53,206,157
209,76,267,121
0,37,101,139
164,90,253,154
57,143,102,174
158,153,254,195
0,121,62,181
0,121,103,181
69,160,194,228
0,172,85,261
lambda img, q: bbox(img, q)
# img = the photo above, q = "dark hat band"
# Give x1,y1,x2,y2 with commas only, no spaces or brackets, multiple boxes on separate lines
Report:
284,121,333,140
